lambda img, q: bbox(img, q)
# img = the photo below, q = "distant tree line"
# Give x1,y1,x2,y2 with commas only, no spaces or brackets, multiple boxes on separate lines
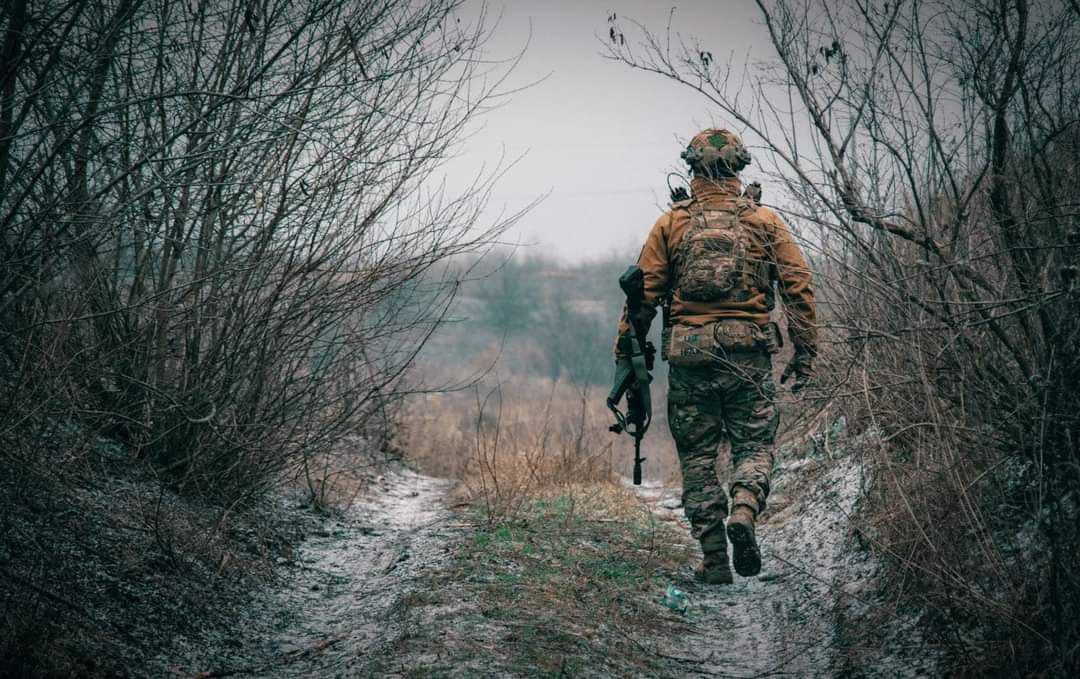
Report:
462,250,644,386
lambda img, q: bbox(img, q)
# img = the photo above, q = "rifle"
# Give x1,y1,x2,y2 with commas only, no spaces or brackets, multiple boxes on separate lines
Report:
607,265,655,485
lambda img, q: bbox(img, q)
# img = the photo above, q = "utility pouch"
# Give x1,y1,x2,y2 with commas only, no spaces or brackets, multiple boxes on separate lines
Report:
763,321,784,354
666,324,719,367
713,319,765,352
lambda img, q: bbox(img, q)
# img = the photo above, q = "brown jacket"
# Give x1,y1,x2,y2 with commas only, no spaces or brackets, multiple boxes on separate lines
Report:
617,176,817,355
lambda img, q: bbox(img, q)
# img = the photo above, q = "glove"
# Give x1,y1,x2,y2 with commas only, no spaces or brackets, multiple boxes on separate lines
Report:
781,350,814,394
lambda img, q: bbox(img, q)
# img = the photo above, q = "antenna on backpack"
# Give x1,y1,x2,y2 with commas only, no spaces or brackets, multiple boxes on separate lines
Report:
667,172,690,203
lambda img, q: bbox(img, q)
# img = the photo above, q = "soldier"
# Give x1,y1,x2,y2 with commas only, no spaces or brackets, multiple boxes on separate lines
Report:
614,128,817,584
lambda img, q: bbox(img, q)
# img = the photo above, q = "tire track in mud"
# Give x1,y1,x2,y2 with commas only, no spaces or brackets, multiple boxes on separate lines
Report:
168,469,459,678
633,457,884,678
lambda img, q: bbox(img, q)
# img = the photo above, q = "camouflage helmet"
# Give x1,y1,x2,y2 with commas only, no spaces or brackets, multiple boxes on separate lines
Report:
681,128,752,176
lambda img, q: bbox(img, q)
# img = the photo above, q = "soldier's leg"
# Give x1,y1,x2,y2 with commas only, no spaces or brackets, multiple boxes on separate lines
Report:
724,353,779,515
721,351,781,574
718,353,777,577
668,365,728,555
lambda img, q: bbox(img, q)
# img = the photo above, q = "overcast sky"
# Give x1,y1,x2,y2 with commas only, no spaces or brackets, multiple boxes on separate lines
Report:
449,1,777,262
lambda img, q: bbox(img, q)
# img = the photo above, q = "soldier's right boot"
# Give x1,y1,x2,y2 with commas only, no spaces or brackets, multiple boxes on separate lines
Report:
726,505,761,577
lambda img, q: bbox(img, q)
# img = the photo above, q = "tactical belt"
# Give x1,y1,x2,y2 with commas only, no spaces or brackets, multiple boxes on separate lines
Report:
665,319,783,367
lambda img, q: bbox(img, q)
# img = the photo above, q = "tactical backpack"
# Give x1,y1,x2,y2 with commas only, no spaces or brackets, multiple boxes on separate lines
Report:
664,197,783,366
674,199,756,304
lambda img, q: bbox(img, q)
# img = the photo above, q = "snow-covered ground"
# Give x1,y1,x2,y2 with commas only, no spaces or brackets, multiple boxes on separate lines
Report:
158,468,460,677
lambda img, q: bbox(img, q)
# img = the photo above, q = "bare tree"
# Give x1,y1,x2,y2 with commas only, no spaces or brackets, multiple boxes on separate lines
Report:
0,0,532,666
0,0,527,501
607,1,1079,673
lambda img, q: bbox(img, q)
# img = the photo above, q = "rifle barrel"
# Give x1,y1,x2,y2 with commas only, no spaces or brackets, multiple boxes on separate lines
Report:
633,436,643,486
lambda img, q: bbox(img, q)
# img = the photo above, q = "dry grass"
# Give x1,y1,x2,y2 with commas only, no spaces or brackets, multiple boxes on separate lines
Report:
385,376,694,675
403,374,681,495
0,448,300,677
375,480,692,676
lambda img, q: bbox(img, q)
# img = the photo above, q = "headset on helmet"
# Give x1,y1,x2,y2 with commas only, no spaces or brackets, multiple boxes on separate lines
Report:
681,128,752,177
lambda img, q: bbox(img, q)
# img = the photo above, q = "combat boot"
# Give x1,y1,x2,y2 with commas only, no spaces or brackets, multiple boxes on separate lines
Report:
694,550,733,585
726,506,761,577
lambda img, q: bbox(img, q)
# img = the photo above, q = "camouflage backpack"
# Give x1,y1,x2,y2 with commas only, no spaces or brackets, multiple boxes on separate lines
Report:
673,198,757,304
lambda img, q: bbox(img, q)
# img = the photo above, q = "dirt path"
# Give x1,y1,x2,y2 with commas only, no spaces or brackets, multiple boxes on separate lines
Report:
634,455,928,678
164,468,459,678
156,458,934,677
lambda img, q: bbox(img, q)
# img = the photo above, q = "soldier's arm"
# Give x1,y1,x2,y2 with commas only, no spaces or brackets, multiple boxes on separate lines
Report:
762,209,817,355
614,213,673,356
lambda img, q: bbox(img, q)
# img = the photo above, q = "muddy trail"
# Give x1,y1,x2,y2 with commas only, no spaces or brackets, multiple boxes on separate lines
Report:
159,469,461,677
154,455,933,677
634,453,937,678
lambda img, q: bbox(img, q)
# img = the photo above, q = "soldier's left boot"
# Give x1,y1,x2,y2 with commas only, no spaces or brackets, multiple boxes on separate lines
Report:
726,505,761,577
694,550,734,585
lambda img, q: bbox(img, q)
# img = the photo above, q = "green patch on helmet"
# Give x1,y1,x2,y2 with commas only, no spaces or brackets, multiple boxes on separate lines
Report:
708,133,728,149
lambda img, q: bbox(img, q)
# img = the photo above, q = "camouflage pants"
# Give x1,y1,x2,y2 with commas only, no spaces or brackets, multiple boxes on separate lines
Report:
668,351,778,554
